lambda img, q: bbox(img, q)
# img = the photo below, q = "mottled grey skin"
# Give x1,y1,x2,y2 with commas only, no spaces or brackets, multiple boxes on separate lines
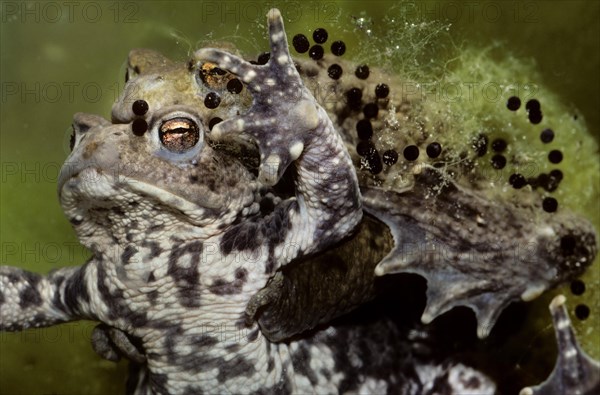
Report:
0,7,598,395
520,295,600,395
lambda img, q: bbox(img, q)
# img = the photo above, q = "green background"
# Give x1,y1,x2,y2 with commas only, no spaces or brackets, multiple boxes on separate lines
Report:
1,1,598,394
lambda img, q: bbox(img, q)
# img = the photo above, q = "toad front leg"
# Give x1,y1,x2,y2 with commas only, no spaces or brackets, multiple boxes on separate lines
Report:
195,8,362,269
0,259,102,331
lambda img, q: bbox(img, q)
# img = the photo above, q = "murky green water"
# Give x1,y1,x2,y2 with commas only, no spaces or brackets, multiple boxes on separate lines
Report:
1,1,598,394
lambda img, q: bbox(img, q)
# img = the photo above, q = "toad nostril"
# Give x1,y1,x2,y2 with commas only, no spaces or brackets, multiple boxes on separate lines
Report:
560,235,577,256
72,121,90,135
69,127,76,151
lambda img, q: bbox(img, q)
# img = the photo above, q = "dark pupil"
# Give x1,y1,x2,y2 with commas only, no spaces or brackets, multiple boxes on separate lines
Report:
159,118,199,153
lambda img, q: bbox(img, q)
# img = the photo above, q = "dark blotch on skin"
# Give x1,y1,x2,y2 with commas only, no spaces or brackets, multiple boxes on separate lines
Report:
222,204,291,256
64,266,90,314
18,284,42,309
217,355,256,382
51,276,66,312
97,263,148,326
191,334,219,349
246,328,259,342
292,343,319,385
121,245,138,265
208,268,248,295
17,271,42,309
142,241,163,259
220,221,262,255
167,241,203,307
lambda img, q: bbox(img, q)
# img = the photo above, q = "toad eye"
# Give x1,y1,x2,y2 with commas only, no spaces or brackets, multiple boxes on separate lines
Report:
159,118,200,153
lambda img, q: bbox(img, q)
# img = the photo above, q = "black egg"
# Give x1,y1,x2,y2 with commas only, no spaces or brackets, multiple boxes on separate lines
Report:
506,96,521,111
355,65,369,79
509,173,527,189
570,280,585,295
292,34,310,53
356,119,373,140
257,52,270,65
327,64,343,80
403,145,419,161
491,138,507,152
542,197,558,213
363,103,378,119
132,118,148,136
204,92,221,109
426,142,442,158
548,150,563,164
575,304,590,320
132,99,149,116
331,41,346,56
526,99,540,112
375,83,389,98
313,28,328,44
540,128,554,143
309,45,324,60
227,78,243,94
491,154,506,169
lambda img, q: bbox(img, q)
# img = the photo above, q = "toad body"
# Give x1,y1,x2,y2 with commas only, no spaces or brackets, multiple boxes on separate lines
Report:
1,8,598,395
